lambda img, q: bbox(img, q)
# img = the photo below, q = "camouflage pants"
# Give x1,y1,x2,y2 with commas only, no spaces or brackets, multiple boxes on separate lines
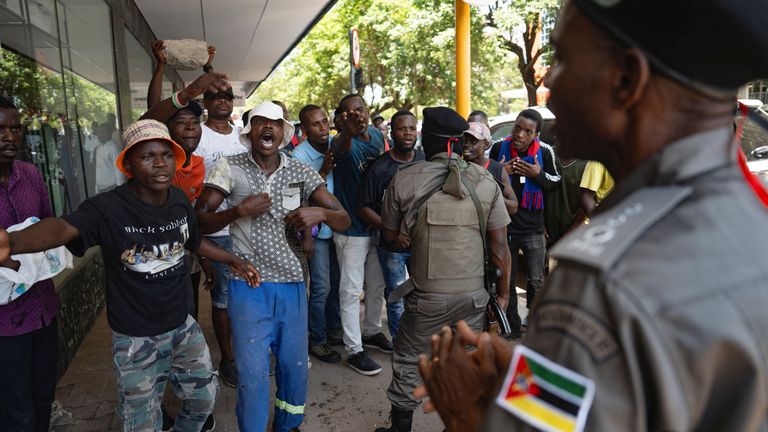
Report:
111,315,219,432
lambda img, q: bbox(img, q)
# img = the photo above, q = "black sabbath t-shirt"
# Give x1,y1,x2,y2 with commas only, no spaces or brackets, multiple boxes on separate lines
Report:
62,183,202,336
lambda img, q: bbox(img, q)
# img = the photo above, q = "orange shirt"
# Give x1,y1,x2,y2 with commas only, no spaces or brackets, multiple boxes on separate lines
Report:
173,154,205,201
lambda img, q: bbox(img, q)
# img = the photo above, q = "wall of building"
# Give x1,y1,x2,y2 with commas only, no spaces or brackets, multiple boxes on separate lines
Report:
0,0,184,376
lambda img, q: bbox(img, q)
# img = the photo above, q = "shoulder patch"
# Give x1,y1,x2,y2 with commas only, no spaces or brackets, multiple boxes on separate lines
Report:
496,345,596,432
533,301,619,363
551,186,692,271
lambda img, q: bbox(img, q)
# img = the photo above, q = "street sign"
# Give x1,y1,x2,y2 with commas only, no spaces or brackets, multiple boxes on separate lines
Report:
350,28,360,68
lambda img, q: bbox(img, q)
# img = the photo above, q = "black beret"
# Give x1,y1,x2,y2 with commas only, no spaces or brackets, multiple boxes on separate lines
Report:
422,107,469,139
573,0,768,96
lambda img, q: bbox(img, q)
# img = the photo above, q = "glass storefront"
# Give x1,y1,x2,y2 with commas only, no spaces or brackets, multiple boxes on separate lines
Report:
125,26,174,123
0,0,124,214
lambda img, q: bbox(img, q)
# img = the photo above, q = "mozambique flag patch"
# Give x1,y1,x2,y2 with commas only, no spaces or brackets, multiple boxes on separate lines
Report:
496,345,595,432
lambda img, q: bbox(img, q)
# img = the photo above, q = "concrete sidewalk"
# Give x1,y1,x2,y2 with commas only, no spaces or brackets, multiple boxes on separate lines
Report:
52,287,528,431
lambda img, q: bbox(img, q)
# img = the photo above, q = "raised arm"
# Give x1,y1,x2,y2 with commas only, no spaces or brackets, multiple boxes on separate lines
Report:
284,185,350,233
147,40,166,109
331,110,366,156
0,218,80,262
141,72,230,124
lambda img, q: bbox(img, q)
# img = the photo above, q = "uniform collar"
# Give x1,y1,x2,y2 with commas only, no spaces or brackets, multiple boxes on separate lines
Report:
598,126,734,213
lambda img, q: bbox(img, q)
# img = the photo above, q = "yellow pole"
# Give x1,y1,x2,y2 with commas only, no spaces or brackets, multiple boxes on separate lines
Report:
456,0,470,117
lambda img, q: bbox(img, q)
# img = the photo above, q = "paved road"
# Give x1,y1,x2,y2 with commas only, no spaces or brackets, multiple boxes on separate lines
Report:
52,286,528,431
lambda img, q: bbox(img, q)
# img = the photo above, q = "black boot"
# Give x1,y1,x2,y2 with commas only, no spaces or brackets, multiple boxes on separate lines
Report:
374,406,413,432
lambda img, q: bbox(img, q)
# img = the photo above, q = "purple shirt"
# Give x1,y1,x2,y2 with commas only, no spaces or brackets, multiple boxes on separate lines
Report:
0,160,59,336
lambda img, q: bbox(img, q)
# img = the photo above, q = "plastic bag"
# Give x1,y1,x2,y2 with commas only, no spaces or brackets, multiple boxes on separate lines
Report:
0,217,73,305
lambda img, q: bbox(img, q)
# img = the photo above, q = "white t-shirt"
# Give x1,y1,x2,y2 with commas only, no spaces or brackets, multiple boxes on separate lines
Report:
195,123,247,236
95,139,122,192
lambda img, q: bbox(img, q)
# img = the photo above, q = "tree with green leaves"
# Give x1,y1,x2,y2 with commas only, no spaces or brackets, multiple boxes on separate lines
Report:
250,0,523,119
480,0,561,107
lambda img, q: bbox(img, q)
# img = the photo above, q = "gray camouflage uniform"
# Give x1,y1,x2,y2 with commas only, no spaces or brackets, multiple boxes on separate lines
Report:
483,127,768,431
112,315,218,431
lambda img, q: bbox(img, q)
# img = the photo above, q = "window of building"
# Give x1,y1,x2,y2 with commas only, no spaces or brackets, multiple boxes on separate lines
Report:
0,0,119,215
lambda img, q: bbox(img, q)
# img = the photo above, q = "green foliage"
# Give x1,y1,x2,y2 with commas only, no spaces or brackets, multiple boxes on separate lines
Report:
0,47,116,128
249,0,523,119
481,0,561,106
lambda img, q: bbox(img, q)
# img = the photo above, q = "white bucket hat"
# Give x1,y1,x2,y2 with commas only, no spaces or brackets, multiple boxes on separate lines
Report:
240,101,295,150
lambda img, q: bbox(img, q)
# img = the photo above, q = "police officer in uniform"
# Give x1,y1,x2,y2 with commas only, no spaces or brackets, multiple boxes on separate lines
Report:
413,0,768,431
374,107,512,432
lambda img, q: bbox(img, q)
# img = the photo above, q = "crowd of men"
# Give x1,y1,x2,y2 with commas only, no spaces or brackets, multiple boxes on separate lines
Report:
2,0,768,431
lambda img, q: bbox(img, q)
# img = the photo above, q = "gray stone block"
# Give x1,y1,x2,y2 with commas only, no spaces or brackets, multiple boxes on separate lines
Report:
163,39,209,71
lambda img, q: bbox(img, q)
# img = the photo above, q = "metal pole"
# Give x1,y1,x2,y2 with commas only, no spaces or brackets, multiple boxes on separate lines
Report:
349,30,356,94
456,0,470,117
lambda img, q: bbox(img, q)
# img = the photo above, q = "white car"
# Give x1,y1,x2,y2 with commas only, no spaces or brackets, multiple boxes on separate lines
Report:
488,106,557,145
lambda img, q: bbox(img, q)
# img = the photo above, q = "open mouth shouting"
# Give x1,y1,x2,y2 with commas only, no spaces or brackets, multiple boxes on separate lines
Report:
259,129,276,149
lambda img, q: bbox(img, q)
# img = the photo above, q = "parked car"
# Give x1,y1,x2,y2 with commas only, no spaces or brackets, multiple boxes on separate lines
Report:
739,101,768,186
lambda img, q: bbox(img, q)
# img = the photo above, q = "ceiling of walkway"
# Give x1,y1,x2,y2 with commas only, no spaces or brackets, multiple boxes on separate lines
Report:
134,0,337,98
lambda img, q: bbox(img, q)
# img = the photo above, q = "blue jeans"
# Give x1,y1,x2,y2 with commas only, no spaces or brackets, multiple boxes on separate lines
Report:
376,247,408,341
308,238,341,345
228,280,308,432
207,235,232,309
505,233,546,332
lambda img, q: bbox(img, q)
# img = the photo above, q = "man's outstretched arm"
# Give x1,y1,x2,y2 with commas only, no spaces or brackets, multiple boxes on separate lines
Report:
0,218,80,261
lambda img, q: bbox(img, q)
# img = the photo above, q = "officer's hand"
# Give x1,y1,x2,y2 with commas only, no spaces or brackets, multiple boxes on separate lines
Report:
455,320,514,372
237,193,272,218
285,208,327,232
415,326,500,431
514,158,541,177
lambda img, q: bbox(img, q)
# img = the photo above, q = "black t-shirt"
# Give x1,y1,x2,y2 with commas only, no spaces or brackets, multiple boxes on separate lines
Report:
62,183,202,336
358,150,425,250
359,150,425,215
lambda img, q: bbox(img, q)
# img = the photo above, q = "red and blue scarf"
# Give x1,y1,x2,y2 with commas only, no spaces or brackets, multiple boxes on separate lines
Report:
498,137,544,210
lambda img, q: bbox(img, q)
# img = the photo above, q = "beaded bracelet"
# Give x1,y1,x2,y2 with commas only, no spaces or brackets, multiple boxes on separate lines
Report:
171,91,188,109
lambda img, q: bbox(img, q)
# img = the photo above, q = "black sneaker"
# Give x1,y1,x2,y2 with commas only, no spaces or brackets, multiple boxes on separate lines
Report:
347,351,382,376
310,343,341,363
201,414,215,432
363,332,393,354
219,359,239,388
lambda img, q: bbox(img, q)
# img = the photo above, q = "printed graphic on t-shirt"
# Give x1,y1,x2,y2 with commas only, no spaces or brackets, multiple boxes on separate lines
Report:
118,217,190,277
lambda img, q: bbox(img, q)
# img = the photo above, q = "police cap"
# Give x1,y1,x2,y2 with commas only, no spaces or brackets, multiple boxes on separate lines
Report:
573,0,768,97
421,107,469,153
